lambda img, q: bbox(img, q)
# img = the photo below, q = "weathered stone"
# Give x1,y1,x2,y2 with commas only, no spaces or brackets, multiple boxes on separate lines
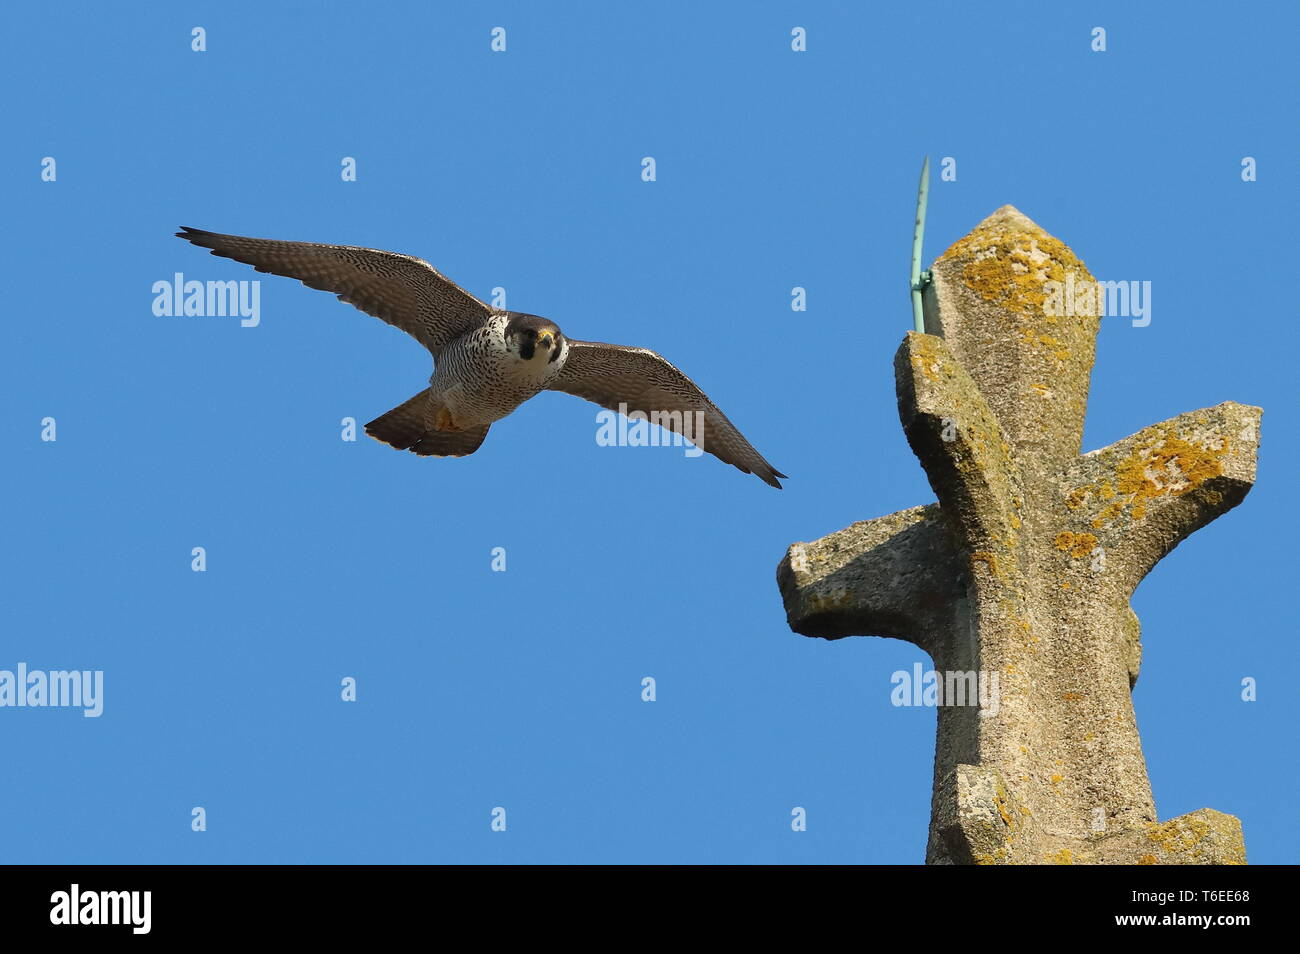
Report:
777,206,1259,864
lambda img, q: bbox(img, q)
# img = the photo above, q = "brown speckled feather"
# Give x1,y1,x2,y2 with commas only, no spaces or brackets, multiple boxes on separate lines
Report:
549,340,786,488
175,227,490,356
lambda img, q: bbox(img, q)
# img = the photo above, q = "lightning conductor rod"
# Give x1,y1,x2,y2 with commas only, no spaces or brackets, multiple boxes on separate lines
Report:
910,155,932,334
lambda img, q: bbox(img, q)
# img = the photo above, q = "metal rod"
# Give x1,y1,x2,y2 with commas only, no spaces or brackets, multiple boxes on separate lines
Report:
910,156,931,333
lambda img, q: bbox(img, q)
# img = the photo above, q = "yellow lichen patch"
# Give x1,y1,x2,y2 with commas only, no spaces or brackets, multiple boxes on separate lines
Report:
1050,774,1063,785
1050,848,1074,865
940,214,1097,327
1054,349,1071,361
1031,382,1049,397
1061,581,1071,589
994,793,1013,827
1137,854,1157,865
1075,427,1231,529
1061,691,1083,701
1054,530,1098,558
963,255,1023,305
1090,498,1126,529
1145,816,1212,857
908,333,954,385
1116,433,1227,520
971,551,999,578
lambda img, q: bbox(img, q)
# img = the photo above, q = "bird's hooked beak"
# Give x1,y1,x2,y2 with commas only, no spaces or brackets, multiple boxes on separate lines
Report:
538,331,554,348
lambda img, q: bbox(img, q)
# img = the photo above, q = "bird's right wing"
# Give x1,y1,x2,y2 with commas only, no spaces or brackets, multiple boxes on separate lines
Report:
176,227,492,355
549,339,786,488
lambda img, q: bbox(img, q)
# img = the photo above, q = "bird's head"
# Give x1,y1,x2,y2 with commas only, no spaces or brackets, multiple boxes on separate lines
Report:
505,312,565,363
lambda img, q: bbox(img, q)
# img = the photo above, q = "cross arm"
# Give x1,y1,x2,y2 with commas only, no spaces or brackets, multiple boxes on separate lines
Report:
776,504,965,657
1057,401,1261,596
894,332,1023,550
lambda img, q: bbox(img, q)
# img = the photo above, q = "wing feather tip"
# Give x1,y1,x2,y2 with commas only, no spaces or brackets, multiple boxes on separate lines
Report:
752,465,786,489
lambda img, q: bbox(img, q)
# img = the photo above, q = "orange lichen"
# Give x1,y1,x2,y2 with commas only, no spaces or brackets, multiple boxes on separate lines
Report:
971,551,999,578
909,338,944,383
994,793,1014,827
1115,434,1227,520
1054,531,1097,558
940,214,1096,325
1145,816,1213,857
1070,426,1231,529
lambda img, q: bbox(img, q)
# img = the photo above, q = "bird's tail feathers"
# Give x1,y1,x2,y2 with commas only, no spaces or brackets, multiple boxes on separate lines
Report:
365,390,491,458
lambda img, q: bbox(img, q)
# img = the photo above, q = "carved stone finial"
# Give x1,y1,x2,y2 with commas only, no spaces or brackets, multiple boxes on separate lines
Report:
778,206,1259,864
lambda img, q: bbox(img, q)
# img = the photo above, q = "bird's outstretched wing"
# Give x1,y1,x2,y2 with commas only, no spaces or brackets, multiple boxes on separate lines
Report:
549,340,786,488
175,227,491,355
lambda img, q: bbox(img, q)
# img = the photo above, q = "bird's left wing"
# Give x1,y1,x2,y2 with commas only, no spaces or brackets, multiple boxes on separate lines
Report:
176,227,491,355
548,339,786,488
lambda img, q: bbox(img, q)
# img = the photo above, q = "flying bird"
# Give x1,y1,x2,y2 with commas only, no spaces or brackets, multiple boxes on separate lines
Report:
176,228,786,487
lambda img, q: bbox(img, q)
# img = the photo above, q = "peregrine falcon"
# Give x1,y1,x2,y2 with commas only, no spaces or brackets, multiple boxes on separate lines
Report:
176,228,786,487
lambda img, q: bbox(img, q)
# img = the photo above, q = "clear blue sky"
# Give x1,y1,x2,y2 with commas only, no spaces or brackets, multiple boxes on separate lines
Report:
3,1,1295,864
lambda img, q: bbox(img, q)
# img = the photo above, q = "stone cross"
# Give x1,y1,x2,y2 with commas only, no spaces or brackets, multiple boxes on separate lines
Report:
777,207,1260,864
